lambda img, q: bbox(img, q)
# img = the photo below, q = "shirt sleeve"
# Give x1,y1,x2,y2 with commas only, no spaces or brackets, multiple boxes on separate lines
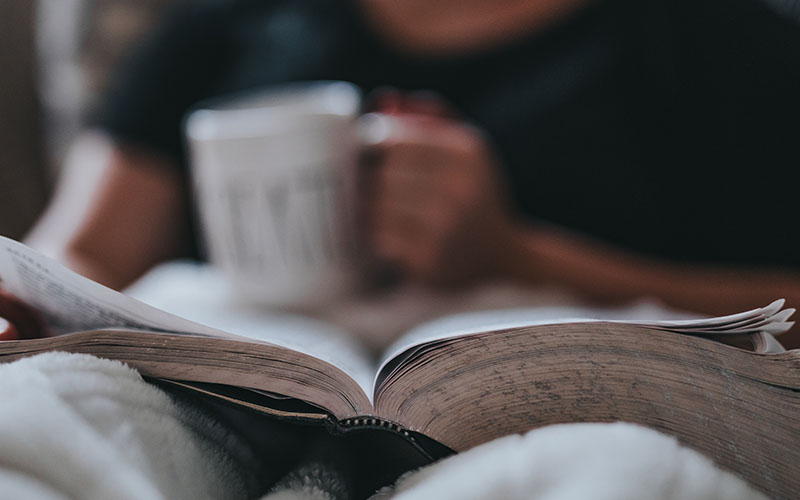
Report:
88,0,235,168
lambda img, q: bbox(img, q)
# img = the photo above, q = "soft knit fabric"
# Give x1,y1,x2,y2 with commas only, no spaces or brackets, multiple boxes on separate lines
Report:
0,352,767,500
0,352,258,500
367,423,767,500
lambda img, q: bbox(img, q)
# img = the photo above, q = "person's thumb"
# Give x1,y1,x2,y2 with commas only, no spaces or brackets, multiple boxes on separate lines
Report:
0,316,19,341
0,288,48,339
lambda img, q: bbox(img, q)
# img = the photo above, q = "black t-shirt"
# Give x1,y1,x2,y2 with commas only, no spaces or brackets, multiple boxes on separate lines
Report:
93,0,800,267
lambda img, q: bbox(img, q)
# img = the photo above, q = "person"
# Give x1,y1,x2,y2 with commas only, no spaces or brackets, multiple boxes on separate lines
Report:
3,0,800,347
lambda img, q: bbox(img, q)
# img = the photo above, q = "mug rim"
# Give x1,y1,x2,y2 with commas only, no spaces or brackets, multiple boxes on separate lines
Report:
185,81,361,142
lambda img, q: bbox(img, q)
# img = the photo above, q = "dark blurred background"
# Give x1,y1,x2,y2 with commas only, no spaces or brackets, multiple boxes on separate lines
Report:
0,0,171,239
2,0,797,243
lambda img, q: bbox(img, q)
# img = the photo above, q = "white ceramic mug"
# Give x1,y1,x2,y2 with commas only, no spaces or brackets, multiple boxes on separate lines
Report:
185,81,363,308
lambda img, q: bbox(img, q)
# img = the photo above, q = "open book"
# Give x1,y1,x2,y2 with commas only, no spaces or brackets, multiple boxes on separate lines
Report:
1,236,799,499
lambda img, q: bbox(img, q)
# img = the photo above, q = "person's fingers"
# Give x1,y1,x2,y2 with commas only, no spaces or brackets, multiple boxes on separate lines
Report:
358,113,408,147
366,88,458,119
373,154,448,205
399,91,459,119
0,288,47,339
0,316,19,341
360,123,454,238
373,220,440,280
373,199,431,243
366,87,403,114
371,190,459,279
365,120,474,205
373,145,481,225
373,219,417,263
360,113,486,168
358,108,503,286
373,182,455,235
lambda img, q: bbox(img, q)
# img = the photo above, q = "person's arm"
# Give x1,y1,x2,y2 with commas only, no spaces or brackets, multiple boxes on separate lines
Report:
497,223,800,347
1,1,219,339
24,132,192,290
365,95,800,348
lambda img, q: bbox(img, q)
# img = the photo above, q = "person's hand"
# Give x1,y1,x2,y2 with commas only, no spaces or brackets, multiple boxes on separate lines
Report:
0,287,48,340
361,92,519,287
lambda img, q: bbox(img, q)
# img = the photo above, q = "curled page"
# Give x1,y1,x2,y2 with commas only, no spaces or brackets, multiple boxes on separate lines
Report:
0,237,229,337
0,237,374,394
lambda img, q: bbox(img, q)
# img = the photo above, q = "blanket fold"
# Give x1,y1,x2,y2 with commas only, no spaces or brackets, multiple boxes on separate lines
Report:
0,352,767,500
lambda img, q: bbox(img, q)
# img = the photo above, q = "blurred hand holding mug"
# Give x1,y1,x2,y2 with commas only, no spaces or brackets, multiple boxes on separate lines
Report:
186,82,364,308
359,90,517,289
187,81,517,309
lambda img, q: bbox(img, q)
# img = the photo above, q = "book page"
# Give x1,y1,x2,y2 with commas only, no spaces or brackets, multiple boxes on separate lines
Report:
125,261,375,394
0,237,374,394
0,237,228,337
374,301,794,394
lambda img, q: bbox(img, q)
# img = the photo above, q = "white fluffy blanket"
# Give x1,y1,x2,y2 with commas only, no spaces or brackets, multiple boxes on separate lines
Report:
0,353,766,500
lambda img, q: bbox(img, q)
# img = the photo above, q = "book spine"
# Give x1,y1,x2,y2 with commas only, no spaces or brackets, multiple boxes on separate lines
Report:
337,416,414,439
327,416,454,462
